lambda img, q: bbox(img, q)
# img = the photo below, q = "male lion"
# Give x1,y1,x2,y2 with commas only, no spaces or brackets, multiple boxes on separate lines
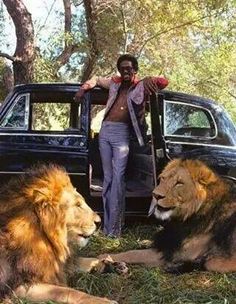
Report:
101,159,236,273
0,165,117,304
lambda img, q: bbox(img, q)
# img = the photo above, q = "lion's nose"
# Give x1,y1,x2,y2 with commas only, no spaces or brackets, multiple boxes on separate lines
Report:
94,213,101,227
152,191,165,200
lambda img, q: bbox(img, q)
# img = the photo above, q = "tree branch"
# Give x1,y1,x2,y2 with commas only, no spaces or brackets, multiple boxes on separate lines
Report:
35,0,57,38
137,11,220,58
0,52,16,62
63,0,72,41
119,3,128,53
55,0,74,68
73,0,83,7
204,79,236,100
56,45,80,66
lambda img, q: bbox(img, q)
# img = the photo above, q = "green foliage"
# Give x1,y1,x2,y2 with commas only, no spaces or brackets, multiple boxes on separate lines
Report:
34,55,59,83
131,0,236,121
2,0,236,120
32,103,70,131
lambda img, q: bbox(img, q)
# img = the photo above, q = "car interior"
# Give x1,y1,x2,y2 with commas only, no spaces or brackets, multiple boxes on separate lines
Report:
89,105,155,198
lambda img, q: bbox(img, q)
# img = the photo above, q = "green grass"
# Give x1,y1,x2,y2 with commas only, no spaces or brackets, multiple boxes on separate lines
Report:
10,223,236,304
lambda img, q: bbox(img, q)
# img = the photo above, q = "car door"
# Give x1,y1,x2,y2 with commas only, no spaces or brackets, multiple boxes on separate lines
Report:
148,93,167,184
0,86,90,196
161,93,236,176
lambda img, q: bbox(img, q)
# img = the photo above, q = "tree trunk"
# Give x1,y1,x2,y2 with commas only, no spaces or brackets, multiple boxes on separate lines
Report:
82,0,100,82
3,66,14,93
2,0,35,84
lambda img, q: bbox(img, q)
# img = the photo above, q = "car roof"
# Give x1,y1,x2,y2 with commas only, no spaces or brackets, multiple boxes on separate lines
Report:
11,82,219,108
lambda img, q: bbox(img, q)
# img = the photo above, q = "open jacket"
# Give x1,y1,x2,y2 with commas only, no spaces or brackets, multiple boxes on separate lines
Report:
82,75,168,146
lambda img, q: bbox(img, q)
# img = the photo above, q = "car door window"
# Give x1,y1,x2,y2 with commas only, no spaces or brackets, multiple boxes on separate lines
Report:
0,94,29,129
29,89,82,132
32,103,71,131
164,101,216,138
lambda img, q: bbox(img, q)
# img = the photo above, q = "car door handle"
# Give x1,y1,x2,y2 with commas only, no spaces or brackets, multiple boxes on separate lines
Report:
156,148,164,158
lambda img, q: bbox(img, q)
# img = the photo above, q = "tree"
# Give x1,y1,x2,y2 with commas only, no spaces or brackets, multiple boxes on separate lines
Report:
0,0,235,121
1,0,35,84
0,0,83,84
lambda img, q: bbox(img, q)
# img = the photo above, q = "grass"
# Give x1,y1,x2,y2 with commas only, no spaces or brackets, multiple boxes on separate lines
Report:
10,223,236,304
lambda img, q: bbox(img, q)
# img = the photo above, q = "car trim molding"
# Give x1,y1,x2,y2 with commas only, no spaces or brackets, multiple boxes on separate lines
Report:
165,140,236,150
0,132,84,138
0,171,87,175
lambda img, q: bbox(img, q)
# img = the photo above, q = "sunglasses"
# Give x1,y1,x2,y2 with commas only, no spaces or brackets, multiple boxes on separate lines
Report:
119,66,135,73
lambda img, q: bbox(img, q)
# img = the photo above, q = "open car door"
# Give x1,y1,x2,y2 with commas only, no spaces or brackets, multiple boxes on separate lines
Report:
149,93,168,185
0,85,90,197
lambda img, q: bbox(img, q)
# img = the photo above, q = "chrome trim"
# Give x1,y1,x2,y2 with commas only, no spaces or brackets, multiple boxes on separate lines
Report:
165,140,236,150
163,100,218,140
0,93,30,130
221,175,236,182
0,171,87,176
0,132,84,138
25,94,30,127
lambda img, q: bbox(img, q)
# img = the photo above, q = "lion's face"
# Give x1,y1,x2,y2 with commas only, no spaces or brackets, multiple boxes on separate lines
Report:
61,186,100,247
28,165,100,250
149,159,221,221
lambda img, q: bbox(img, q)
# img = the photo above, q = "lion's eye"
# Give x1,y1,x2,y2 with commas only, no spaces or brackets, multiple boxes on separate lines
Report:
159,176,165,182
76,199,84,208
176,181,184,186
76,200,82,208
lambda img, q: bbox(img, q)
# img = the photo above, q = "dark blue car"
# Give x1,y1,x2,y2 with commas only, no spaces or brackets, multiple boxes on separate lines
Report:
0,83,236,215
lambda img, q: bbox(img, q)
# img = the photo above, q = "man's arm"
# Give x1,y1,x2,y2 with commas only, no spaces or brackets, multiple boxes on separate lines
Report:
143,76,169,95
74,76,111,102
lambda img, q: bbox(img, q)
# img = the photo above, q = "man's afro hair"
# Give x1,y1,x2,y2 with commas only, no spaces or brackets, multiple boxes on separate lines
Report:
116,54,138,72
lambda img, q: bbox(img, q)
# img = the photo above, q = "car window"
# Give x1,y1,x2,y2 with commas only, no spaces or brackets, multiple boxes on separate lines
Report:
28,89,82,132
0,94,29,129
164,101,216,138
32,102,72,131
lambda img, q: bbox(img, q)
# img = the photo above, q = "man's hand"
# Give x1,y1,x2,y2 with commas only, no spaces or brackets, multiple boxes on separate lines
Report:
74,88,86,102
143,77,159,95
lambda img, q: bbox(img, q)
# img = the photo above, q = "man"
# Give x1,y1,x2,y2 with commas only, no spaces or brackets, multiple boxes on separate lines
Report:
75,54,168,237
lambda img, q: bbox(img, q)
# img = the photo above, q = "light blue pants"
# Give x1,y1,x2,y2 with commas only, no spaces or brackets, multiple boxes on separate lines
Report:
99,121,130,237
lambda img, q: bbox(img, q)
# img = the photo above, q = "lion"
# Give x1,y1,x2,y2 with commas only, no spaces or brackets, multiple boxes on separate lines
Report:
100,159,236,273
0,165,117,304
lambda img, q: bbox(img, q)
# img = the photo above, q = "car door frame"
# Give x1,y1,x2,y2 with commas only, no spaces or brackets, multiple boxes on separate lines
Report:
158,92,236,177
149,93,168,184
0,85,91,197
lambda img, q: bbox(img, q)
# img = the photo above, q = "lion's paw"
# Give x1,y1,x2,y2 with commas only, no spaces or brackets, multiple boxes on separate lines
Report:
164,259,204,274
80,295,118,304
94,255,129,275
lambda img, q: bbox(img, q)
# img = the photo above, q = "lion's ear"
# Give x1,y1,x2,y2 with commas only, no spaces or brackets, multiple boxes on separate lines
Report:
196,166,218,186
33,188,52,207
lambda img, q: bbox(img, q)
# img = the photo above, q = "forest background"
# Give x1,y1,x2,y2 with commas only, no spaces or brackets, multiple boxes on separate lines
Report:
0,0,235,121
0,2,235,303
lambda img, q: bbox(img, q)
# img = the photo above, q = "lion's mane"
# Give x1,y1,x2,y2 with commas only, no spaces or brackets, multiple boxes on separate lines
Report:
152,159,236,271
0,165,95,297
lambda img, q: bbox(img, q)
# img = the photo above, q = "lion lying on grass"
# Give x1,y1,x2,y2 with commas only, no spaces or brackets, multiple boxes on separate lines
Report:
0,165,117,304
101,159,236,273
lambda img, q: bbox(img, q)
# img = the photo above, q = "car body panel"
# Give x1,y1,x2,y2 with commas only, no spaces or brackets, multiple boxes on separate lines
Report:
1,83,236,215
